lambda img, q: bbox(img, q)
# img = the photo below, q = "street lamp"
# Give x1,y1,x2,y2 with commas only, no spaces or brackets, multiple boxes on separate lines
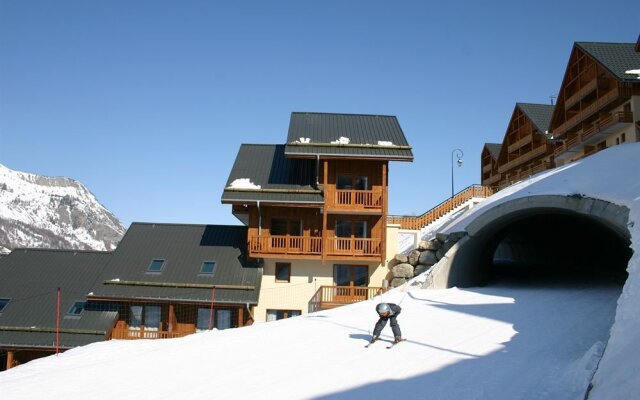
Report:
451,148,463,197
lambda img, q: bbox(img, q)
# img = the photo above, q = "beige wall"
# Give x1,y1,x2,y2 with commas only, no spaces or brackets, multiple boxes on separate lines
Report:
254,258,387,322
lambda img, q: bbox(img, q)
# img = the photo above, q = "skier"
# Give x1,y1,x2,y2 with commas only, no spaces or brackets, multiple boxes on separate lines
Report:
370,302,403,344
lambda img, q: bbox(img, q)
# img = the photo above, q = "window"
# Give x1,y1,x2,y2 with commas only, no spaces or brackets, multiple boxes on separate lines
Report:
271,218,301,236
197,308,212,331
275,263,291,282
621,133,626,143
334,265,369,287
129,305,162,336
0,298,9,312
217,309,231,330
67,301,86,315
200,261,216,275
335,220,367,238
337,174,368,190
148,259,165,272
266,309,301,321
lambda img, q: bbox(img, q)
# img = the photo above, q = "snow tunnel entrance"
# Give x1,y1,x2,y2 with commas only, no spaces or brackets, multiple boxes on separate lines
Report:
485,212,631,285
434,196,632,288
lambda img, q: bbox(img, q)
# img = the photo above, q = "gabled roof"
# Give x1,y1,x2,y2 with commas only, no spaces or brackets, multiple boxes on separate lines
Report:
0,249,117,349
89,223,261,305
284,112,413,160
517,103,554,134
483,143,502,160
576,42,640,82
222,144,323,205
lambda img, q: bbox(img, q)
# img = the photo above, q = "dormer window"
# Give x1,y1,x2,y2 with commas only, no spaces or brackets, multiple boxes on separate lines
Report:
200,261,217,275
68,301,86,315
148,259,166,272
0,298,9,312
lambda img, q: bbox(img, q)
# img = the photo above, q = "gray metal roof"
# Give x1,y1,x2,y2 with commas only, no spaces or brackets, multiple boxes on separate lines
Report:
89,223,262,304
222,144,324,205
284,112,413,160
484,143,502,160
576,42,640,82
517,103,554,133
0,249,117,349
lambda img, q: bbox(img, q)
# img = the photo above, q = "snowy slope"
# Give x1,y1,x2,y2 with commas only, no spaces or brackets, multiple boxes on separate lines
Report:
0,164,125,253
0,143,639,399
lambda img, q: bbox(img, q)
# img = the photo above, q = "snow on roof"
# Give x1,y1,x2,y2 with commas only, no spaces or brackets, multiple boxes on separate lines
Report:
228,178,261,190
330,136,350,145
377,140,394,146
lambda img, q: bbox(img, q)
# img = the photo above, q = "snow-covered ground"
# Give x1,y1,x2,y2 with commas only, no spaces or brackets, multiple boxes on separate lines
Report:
1,143,639,399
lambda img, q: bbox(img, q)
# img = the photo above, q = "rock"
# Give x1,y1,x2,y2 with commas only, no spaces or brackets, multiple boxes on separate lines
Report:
447,231,467,242
414,264,431,276
392,263,414,278
436,232,449,243
436,240,456,260
391,278,407,288
418,250,438,266
407,250,421,266
394,254,409,264
418,239,442,251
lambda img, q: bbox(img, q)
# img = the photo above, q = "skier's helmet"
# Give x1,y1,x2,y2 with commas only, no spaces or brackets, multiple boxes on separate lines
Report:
376,303,391,316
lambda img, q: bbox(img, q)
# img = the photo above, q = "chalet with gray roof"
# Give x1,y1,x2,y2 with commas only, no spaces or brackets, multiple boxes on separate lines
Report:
222,111,413,322
87,223,261,340
0,249,116,370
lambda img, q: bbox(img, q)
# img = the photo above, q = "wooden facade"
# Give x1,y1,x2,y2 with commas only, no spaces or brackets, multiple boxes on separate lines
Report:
550,46,639,164
481,104,556,190
245,159,388,263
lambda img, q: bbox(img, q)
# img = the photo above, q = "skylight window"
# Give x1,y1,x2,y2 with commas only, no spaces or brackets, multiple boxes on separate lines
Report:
148,259,166,272
0,298,9,312
200,261,216,275
68,301,86,315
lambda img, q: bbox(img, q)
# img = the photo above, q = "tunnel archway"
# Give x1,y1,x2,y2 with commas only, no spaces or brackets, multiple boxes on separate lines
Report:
429,195,632,288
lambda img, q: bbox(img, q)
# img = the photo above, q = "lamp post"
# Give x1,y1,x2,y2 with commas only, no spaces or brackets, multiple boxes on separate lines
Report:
451,148,463,197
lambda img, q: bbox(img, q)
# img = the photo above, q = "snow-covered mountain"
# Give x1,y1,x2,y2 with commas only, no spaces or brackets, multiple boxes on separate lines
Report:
0,164,125,254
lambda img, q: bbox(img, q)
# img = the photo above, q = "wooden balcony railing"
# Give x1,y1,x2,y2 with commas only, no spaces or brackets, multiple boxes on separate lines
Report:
326,238,381,256
248,236,381,258
507,133,533,154
309,285,385,312
111,327,191,340
564,78,598,109
249,236,322,256
387,185,494,230
482,173,502,186
554,88,622,136
498,144,549,173
325,187,383,211
555,111,632,158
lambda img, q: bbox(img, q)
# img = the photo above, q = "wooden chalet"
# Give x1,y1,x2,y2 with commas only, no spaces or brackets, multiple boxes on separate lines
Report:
222,112,413,320
481,143,502,188
481,103,556,189
86,223,261,340
0,250,117,371
549,42,640,165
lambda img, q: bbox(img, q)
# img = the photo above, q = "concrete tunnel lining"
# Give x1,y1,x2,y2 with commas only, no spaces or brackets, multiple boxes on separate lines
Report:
426,195,631,289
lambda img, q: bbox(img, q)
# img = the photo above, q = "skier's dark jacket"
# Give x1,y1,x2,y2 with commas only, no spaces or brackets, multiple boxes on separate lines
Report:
379,303,401,319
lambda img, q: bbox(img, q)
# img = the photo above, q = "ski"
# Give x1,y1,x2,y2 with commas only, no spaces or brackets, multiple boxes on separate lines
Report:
386,339,405,349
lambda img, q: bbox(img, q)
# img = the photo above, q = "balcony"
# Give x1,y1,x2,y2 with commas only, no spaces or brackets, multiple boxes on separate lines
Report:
249,235,322,257
482,173,502,186
564,78,598,109
111,327,191,340
554,88,623,136
498,144,549,173
555,111,633,159
248,236,382,259
325,187,383,213
309,285,385,312
507,133,533,153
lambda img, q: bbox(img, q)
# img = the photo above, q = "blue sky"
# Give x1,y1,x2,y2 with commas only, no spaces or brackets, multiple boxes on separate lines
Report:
1,1,638,227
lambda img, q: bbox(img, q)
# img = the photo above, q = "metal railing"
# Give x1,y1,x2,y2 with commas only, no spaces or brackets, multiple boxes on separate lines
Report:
387,185,494,230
